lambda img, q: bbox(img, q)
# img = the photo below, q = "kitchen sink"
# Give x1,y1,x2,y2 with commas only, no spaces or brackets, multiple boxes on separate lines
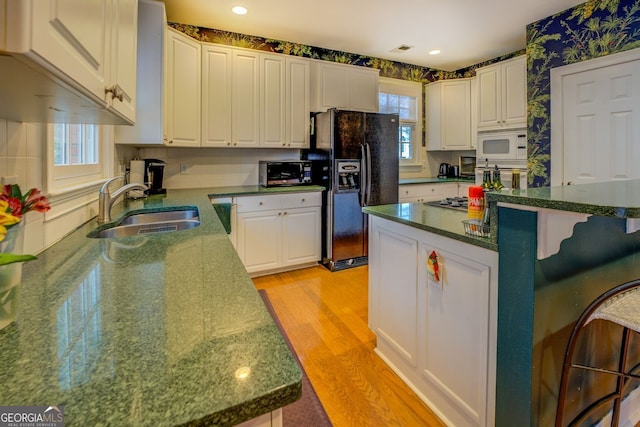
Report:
88,207,200,238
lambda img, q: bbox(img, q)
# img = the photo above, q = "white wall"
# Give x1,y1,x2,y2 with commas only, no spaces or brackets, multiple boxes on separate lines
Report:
133,146,301,188
0,119,48,255
0,119,113,256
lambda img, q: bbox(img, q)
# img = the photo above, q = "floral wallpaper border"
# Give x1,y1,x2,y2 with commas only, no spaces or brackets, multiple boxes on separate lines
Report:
168,22,523,84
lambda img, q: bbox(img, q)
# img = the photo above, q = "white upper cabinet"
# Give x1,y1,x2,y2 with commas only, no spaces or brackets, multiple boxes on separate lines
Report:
232,50,261,147
164,28,201,147
310,61,379,112
426,78,472,150
202,45,233,147
476,55,527,130
202,45,310,148
108,0,138,122
115,0,165,145
0,0,137,124
260,54,287,148
286,58,311,148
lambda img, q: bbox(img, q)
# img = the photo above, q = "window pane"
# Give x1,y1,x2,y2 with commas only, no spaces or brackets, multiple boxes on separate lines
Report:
54,124,99,166
380,93,417,161
399,125,414,160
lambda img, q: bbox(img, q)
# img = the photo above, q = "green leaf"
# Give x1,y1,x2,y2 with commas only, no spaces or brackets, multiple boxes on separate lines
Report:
0,253,37,266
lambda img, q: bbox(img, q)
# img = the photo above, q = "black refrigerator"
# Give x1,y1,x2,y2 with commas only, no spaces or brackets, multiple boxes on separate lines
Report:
309,108,399,271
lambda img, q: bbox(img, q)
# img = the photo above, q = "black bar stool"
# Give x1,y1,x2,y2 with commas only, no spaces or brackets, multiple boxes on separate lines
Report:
556,279,640,426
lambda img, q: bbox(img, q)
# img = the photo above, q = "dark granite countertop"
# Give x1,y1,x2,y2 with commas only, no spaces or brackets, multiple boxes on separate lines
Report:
485,180,640,218
0,189,302,426
399,177,475,185
363,203,497,251
208,185,325,198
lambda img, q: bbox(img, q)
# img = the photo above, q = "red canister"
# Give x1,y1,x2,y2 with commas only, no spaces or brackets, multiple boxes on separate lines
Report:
468,186,485,221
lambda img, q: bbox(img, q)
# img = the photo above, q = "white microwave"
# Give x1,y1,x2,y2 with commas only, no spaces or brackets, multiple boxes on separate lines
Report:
477,130,527,161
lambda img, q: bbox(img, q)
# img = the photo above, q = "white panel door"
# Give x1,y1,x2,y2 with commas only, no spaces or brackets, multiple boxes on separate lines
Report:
260,54,286,147
319,64,350,109
281,208,320,267
477,66,500,128
373,227,419,366
108,0,138,122
441,79,471,150
502,56,527,126
286,58,310,148
165,29,201,147
202,45,233,147
237,211,280,273
233,51,260,147
349,67,379,112
31,0,109,102
562,59,640,185
418,244,491,426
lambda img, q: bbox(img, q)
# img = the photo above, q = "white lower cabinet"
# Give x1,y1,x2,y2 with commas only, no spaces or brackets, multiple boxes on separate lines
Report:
368,215,498,427
398,183,458,203
236,192,321,275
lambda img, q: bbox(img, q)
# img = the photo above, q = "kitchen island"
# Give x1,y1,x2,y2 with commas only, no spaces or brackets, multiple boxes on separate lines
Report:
0,187,319,426
486,181,640,426
365,180,640,426
363,203,499,426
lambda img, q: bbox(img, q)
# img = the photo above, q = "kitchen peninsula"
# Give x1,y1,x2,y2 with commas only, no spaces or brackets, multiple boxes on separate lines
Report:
0,187,323,426
364,179,640,426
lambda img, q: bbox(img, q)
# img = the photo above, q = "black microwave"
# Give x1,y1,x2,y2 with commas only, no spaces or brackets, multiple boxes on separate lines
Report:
259,160,313,187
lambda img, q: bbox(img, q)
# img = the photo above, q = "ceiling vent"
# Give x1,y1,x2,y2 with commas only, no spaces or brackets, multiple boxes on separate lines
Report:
391,45,413,53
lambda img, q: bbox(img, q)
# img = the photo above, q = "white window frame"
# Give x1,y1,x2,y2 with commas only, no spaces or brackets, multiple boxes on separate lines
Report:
378,77,423,170
46,124,115,197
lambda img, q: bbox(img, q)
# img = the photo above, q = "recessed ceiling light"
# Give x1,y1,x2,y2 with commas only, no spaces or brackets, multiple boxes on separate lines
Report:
232,6,247,15
429,50,441,55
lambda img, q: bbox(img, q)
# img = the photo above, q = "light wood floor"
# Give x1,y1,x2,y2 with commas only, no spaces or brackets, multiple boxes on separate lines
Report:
253,265,445,427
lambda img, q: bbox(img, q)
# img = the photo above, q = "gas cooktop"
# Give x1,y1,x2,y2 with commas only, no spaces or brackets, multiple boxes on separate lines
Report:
424,196,468,212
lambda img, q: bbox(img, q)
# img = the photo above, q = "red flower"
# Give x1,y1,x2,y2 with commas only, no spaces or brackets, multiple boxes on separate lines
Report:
0,184,50,218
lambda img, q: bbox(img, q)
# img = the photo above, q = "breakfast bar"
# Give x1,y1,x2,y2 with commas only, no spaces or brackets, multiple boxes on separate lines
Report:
365,179,640,426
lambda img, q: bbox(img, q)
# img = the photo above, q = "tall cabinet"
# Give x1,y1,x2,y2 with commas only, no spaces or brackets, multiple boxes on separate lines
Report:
476,55,527,130
425,78,473,150
115,0,165,145
164,28,201,147
202,46,310,148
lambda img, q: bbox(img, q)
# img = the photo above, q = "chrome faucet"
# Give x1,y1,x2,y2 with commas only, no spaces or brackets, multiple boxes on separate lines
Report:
97,176,148,223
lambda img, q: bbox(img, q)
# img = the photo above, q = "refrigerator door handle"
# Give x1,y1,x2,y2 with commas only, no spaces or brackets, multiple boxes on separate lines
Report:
359,144,367,207
365,143,372,205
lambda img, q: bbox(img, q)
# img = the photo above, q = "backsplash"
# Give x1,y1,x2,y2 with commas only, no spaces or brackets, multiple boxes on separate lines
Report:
0,119,46,254
527,0,640,186
134,146,301,189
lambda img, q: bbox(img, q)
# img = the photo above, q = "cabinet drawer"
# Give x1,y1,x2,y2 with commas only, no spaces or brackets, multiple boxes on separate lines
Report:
399,185,426,199
236,195,282,213
281,192,322,209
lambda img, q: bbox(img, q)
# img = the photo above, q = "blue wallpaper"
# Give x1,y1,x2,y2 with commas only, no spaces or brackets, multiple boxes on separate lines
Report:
527,0,640,186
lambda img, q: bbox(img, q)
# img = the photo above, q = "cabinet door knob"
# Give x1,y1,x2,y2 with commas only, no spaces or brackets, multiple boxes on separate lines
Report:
301,198,305,202
259,202,263,205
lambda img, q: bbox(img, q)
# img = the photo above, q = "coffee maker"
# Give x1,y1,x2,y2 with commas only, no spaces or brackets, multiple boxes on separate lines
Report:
143,158,166,195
